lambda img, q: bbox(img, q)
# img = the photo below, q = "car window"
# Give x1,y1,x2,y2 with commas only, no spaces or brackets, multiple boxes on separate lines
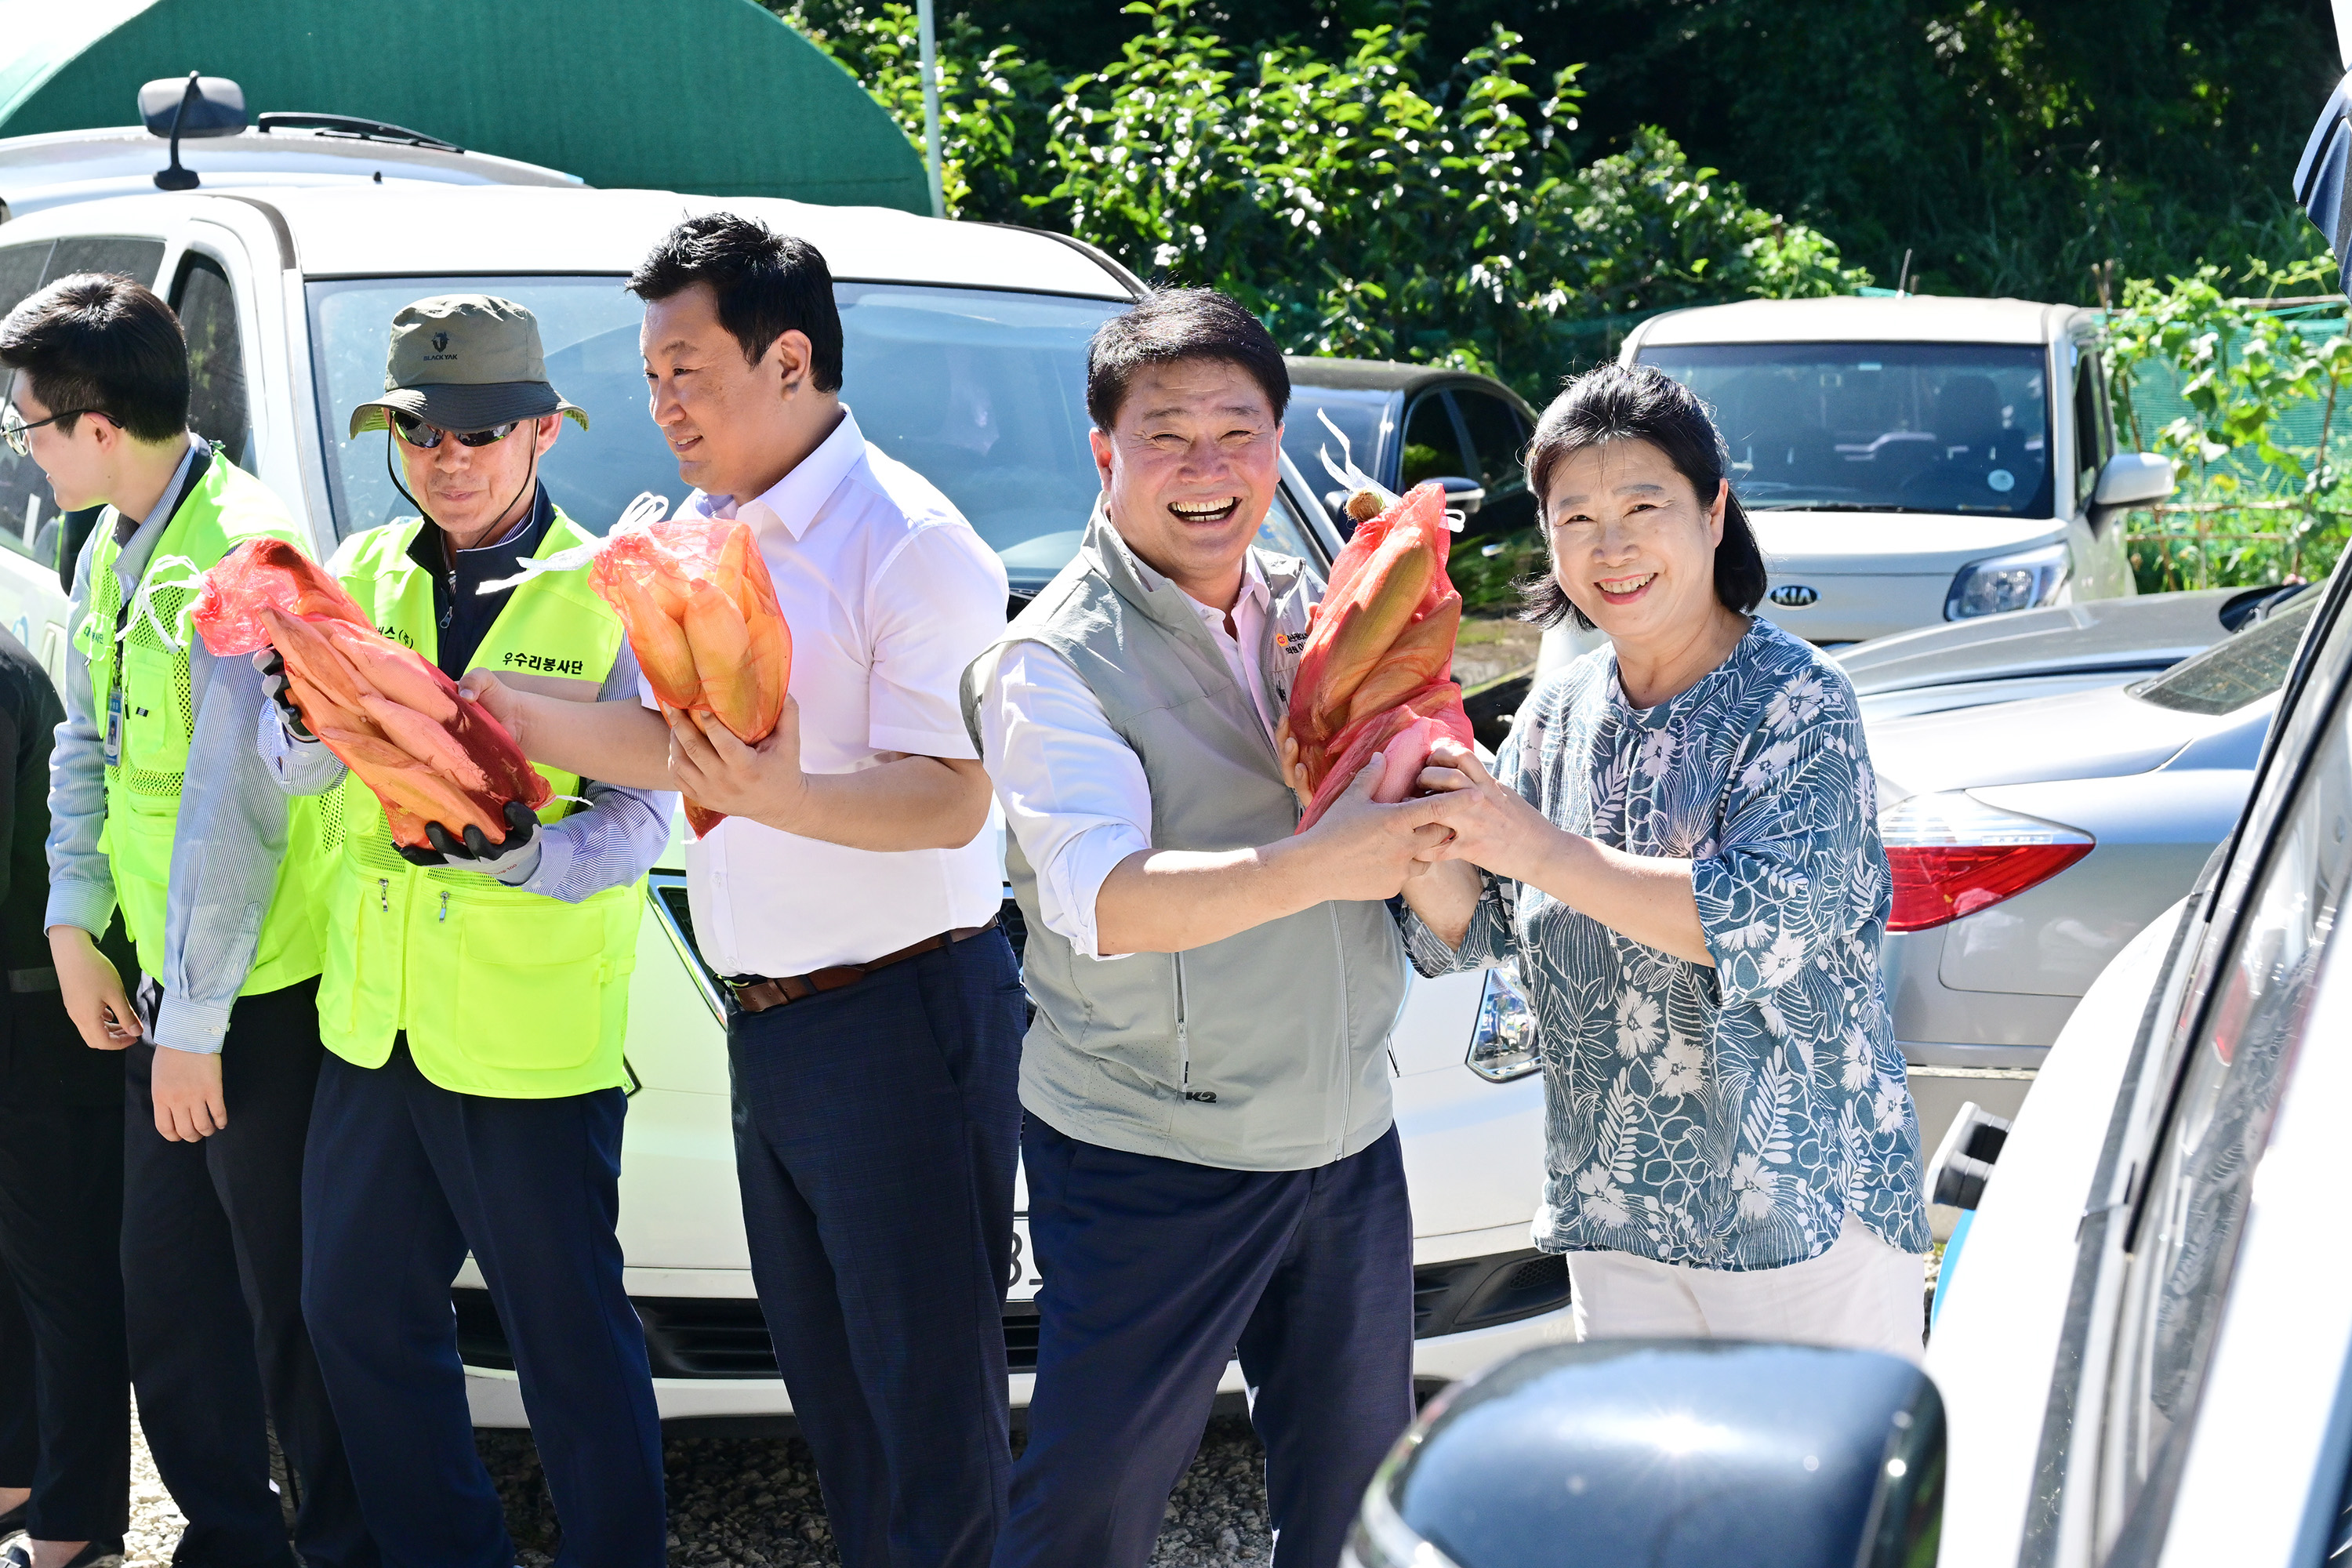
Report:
0,237,165,564
1282,383,1392,504
2129,597,2318,715
1453,388,1530,498
310,276,1322,592
1639,341,2054,518
1400,392,1472,488
45,238,163,287
2074,343,2114,512
2094,644,2352,1555
173,252,252,469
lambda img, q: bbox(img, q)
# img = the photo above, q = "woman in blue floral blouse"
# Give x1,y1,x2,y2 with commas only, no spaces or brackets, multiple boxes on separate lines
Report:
1404,364,1930,1359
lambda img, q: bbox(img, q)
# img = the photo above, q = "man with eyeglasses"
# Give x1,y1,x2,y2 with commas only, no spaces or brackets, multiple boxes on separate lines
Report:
3,272,377,1566
256,294,675,1566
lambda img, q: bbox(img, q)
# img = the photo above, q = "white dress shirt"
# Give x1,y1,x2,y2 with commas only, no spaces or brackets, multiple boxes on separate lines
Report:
975,550,1276,961
655,407,1011,977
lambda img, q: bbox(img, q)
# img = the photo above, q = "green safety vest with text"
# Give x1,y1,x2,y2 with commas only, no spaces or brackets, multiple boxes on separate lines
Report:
315,509,639,1099
74,453,329,991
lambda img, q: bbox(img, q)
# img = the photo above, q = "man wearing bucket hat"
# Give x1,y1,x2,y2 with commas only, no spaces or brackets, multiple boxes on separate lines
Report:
259,296,677,1566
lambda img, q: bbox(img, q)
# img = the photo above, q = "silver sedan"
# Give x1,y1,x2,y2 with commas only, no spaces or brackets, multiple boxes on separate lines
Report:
1864,591,2313,1155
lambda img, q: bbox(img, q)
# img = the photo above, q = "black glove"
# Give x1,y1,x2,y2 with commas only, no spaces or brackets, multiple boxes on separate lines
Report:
396,800,540,873
254,648,313,740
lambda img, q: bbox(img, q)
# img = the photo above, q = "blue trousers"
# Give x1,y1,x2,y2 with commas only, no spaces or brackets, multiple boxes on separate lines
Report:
299,1041,664,1568
998,1117,1416,1568
728,927,1024,1568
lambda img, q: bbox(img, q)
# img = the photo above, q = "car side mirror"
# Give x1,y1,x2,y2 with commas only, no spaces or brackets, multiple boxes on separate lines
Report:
2089,451,2174,535
138,74,246,191
1434,475,1486,516
1345,1341,1944,1568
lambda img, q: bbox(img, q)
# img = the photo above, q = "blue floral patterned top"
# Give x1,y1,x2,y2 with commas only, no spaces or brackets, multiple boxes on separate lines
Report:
1403,618,1931,1270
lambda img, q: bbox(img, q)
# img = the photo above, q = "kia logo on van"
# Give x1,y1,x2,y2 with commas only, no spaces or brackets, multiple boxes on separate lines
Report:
1769,583,1820,608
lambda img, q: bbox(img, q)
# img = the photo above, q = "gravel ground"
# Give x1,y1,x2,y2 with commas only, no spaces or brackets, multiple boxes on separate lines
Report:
118,1410,1272,1566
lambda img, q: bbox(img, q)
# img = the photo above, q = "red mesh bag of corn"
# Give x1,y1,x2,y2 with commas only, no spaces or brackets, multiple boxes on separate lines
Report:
586,514,790,837
191,539,551,849
1287,483,1473,832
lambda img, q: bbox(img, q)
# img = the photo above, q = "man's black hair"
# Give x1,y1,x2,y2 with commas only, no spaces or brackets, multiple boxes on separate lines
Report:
1519,363,1769,631
628,212,843,393
0,273,190,444
1084,289,1289,430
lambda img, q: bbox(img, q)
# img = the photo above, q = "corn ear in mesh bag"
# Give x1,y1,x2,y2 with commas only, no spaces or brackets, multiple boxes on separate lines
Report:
586,514,790,837
191,539,551,848
1286,483,1474,832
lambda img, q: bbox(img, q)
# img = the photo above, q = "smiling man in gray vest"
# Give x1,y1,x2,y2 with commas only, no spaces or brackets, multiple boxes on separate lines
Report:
963,289,1447,1568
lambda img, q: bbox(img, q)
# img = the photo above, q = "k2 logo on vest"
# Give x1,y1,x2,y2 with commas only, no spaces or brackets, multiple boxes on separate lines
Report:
1768,583,1820,608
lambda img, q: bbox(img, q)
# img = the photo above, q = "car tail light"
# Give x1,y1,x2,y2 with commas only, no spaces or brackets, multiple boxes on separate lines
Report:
1879,790,2092,933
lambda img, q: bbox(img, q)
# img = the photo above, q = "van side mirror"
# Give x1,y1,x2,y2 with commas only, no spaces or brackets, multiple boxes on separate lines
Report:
2089,451,2174,535
138,74,247,191
1345,1341,1944,1568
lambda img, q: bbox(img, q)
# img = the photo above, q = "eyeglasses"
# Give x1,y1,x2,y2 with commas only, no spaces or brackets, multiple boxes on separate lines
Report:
2,402,107,458
390,411,521,450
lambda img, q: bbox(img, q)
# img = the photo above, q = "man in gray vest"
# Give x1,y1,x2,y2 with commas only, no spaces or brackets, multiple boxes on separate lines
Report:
963,289,1447,1568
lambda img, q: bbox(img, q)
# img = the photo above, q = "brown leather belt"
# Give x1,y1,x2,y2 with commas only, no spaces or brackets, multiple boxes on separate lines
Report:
725,915,1000,1014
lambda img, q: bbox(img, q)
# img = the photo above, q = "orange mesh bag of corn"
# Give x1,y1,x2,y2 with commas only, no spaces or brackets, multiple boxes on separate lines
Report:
191,539,551,849
586,514,789,837
1287,482,1473,832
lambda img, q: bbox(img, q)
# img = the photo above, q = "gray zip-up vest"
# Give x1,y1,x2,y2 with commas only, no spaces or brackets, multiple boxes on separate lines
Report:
961,511,1407,1172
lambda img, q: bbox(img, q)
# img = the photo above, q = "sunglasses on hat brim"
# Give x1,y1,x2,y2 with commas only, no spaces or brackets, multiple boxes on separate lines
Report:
390,410,524,450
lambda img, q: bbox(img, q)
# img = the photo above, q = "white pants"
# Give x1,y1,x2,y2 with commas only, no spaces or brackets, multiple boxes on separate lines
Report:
1565,1214,1926,1363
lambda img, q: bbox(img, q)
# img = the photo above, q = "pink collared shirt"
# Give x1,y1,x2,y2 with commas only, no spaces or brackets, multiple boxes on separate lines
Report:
652,407,1010,978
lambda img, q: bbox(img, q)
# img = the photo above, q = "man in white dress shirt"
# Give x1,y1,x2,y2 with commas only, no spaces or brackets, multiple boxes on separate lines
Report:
961,290,1450,1568
466,215,1020,1568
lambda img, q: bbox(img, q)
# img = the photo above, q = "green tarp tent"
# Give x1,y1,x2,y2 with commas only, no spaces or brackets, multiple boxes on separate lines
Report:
0,0,928,212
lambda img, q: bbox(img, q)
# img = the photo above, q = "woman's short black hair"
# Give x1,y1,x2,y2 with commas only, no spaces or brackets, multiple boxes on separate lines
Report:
1519,362,1768,631
0,273,190,444
629,212,844,393
1085,289,1289,430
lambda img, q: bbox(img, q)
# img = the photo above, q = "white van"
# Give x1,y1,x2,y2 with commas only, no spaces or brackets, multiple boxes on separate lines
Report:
1621,295,2176,644
0,131,1571,1427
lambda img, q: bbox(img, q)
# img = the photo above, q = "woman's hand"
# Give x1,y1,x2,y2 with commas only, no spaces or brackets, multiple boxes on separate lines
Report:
1274,714,1312,811
1416,739,1559,884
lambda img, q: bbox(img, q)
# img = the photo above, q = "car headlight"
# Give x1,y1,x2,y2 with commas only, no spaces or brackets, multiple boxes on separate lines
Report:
1466,960,1541,1082
1944,542,2070,619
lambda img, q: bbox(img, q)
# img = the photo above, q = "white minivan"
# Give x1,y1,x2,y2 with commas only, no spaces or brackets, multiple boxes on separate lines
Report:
1621,294,2176,644
0,125,1572,1428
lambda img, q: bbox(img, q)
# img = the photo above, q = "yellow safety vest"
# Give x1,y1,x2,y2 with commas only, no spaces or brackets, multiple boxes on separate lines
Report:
314,508,639,1098
74,452,328,989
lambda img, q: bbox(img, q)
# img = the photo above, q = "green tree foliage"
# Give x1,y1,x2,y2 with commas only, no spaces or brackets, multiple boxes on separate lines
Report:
2103,261,2352,587
936,0,2342,304
776,0,1867,398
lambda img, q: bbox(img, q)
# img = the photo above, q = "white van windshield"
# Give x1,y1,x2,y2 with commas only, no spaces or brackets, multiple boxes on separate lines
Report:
1638,341,2053,518
307,277,1324,593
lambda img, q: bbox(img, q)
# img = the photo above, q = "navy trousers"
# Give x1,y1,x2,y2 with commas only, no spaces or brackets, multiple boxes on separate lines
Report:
728,927,1024,1568
123,982,376,1568
299,1040,664,1568
0,1101,127,1543
998,1117,1416,1568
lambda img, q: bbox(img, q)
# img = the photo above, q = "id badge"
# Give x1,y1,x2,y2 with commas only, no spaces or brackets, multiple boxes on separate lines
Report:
103,686,123,768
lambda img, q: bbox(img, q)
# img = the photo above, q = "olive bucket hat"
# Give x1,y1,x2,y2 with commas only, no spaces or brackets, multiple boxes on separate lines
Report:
347,294,588,437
